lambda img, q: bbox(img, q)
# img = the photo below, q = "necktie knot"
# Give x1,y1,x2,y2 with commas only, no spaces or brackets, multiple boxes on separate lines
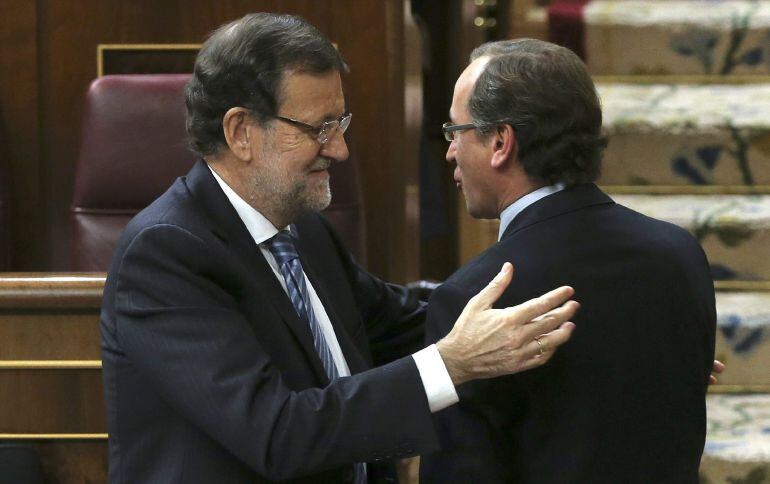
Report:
266,231,299,267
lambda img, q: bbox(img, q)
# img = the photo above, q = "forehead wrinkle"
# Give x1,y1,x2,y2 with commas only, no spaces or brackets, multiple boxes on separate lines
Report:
273,67,312,118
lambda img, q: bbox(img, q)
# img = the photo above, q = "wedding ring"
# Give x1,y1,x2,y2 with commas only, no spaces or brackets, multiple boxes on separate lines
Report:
534,336,546,357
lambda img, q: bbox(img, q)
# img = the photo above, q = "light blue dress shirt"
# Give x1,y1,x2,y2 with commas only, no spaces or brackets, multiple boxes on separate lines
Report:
497,183,566,241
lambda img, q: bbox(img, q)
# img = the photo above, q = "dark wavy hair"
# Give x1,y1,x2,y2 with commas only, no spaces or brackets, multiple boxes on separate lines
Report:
185,13,348,157
469,39,606,186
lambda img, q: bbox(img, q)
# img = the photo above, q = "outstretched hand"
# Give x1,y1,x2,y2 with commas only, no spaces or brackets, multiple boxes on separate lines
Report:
437,262,579,386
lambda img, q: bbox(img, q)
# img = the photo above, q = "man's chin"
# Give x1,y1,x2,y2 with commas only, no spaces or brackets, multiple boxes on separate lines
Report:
465,202,495,220
306,184,332,213
464,197,480,219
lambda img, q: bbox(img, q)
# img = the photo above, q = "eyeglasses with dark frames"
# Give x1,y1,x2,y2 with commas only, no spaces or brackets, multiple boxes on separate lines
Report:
442,122,478,142
274,112,352,144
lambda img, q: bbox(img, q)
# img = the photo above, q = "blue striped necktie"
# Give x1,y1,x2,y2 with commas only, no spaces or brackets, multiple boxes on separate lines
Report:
266,230,367,484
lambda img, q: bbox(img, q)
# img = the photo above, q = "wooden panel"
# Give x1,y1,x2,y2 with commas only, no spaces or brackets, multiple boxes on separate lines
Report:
0,312,100,360
332,0,410,281
413,0,463,280
404,2,423,283
100,45,199,76
0,369,105,433
0,275,106,481
0,441,108,484
0,274,105,434
0,273,103,309
0,273,102,359
0,0,42,269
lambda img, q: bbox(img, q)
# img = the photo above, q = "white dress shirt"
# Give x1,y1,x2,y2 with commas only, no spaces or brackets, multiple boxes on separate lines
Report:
208,165,458,413
498,183,566,241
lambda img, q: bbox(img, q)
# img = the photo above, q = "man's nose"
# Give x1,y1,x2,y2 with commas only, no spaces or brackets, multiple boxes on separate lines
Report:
321,131,349,162
446,140,457,163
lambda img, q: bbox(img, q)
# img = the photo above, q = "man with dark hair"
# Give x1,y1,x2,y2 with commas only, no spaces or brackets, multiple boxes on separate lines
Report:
100,16,579,484
420,39,716,483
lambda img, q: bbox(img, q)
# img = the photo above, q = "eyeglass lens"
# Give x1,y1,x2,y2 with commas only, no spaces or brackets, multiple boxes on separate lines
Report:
318,113,352,144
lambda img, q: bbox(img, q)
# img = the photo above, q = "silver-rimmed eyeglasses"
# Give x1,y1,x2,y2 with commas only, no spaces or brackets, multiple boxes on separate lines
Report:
274,112,352,144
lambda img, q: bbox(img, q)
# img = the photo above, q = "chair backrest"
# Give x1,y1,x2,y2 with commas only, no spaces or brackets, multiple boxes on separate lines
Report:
70,74,366,270
70,74,194,270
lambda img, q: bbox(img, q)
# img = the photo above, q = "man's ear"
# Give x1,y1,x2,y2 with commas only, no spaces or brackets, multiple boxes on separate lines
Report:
222,107,254,161
490,123,516,169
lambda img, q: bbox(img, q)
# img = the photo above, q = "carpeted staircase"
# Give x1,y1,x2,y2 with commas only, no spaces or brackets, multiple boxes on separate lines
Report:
582,4,770,479
465,1,770,481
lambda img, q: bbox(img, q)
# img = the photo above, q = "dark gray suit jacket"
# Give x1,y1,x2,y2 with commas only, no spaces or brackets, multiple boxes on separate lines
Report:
421,183,716,484
100,160,439,483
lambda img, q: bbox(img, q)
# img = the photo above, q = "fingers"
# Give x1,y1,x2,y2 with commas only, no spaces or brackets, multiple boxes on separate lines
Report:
465,262,515,313
514,300,580,341
508,285,576,324
709,359,726,385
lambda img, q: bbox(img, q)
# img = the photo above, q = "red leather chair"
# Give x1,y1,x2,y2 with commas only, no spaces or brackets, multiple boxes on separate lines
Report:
70,74,366,271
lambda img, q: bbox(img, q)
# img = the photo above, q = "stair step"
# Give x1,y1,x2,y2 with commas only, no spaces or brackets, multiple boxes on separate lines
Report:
583,0,770,75
611,194,770,281
702,394,770,482
715,292,770,387
598,83,770,187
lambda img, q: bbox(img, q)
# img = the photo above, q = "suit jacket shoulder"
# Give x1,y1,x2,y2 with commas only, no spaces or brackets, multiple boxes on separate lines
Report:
422,183,715,484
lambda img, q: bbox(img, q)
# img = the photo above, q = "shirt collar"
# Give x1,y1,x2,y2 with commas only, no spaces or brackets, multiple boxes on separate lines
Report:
498,183,565,241
207,163,288,245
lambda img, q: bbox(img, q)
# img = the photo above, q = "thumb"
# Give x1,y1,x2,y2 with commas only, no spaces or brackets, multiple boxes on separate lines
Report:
466,262,514,312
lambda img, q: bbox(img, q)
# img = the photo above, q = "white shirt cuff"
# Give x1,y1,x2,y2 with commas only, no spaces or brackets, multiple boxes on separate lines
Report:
412,344,459,413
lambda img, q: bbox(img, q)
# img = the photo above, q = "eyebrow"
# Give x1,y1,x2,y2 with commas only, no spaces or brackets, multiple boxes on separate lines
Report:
282,111,343,126
322,110,348,123
322,112,344,122
311,105,345,122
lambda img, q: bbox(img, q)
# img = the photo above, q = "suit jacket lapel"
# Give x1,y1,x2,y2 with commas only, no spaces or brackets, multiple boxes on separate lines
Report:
502,183,615,240
294,228,369,376
184,160,329,383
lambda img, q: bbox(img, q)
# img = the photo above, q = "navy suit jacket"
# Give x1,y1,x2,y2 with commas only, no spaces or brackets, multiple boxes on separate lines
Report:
100,160,439,483
421,184,716,484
